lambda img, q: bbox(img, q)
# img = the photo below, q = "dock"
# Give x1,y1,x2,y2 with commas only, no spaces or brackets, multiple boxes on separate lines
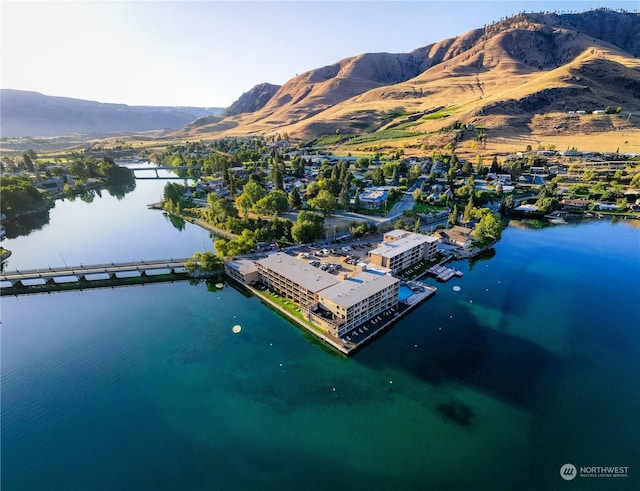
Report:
427,264,463,282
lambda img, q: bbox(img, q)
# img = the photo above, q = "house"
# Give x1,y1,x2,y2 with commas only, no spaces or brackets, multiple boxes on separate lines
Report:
561,199,589,210
514,204,540,213
357,187,389,209
435,225,474,248
594,202,619,211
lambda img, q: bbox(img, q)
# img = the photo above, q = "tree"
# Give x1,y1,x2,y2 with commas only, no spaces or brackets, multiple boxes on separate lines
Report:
291,211,325,243
242,180,267,208
371,167,385,186
501,194,515,215
475,155,484,174
305,180,320,200
490,156,500,173
308,189,337,216
193,251,223,271
463,197,475,222
22,152,35,172
288,188,302,209
254,189,289,216
235,194,250,219
291,221,318,244
474,211,504,241
408,164,421,184
448,204,458,226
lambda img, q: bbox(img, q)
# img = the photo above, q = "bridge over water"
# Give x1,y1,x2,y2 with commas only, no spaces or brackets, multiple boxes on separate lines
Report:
129,166,201,179
0,257,221,295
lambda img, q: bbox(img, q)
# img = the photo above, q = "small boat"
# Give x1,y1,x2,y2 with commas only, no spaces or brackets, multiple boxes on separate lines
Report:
548,217,567,224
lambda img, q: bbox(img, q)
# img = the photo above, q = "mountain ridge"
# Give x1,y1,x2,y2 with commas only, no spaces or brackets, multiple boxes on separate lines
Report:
181,8,639,150
0,89,224,138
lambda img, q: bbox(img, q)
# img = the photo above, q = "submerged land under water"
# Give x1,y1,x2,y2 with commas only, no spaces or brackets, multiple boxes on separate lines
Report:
1,174,639,490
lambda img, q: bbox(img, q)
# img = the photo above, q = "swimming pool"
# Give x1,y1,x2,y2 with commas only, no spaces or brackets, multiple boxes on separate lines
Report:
398,285,414,301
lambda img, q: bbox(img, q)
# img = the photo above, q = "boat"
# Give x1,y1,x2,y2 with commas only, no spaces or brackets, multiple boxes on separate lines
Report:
548,217,568,224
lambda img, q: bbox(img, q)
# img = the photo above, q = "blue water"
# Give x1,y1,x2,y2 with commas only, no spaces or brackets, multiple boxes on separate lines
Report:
2,185,640,489
398,284,414,301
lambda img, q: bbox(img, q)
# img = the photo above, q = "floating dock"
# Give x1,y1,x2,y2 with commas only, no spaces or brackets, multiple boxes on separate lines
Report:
427,264,463,282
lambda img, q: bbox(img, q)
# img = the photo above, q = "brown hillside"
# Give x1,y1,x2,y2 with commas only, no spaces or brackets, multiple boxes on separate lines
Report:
174,9,640,154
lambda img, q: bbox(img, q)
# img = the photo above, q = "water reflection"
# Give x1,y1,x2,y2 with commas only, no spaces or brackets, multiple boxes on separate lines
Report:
2,209,51,239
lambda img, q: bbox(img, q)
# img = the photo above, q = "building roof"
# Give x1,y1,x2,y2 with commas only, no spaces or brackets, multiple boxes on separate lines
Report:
437,229,472,245
369,232,438,259
318,269,399,308
257,252,339,292
226,258,258,276
359,187,389,202
384,229,410,240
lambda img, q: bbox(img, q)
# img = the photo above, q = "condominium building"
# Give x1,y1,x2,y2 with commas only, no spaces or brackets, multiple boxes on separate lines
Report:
254,252,399,337
225,258,260,285
308,269,399,337
255,252,339,306
368,230,438,273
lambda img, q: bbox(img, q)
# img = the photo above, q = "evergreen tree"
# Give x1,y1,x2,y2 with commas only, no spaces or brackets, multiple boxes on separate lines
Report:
288,188,302,209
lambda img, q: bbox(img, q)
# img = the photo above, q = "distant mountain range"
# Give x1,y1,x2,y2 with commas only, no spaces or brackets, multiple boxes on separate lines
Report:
0,89,224,138
3,8,639,146
176,8,640,145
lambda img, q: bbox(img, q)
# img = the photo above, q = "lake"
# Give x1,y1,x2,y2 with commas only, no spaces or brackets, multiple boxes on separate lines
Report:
2,173,639,490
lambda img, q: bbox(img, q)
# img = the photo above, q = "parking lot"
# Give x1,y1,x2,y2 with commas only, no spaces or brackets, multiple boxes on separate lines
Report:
294,240,379,275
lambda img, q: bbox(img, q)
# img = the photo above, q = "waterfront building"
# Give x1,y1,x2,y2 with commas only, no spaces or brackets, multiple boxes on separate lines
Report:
253,252,399,336
435,225,474,248
255,252,339,306
225,259,260,285
307,269,399,337
368,230,438,273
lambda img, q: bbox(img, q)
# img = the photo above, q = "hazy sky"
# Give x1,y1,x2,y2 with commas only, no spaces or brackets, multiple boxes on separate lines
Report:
1,1,637,108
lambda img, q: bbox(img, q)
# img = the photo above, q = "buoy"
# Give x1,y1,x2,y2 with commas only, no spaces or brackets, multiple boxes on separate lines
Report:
232,324,241,333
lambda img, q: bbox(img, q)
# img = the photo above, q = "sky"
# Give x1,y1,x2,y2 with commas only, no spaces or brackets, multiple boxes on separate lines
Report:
1,0,637,108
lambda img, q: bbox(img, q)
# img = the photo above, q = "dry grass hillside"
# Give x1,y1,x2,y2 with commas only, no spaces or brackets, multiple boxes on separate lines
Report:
173,9,640,156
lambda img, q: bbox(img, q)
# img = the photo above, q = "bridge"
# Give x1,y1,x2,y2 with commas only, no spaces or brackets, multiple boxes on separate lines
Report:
129,166,201,179
0,257,221,294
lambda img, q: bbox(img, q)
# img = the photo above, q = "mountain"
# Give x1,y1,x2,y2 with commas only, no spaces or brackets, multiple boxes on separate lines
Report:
223,83,280,116
0,89,224,138
178,9,640,152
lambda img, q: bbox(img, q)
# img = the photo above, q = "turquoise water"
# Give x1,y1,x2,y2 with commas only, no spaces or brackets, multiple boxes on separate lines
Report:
3,218,639,490
398,285,414,301
2,173,640,489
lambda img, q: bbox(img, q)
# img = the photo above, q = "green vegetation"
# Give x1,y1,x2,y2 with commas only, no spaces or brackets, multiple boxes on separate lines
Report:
291,211,325,244
422,107,458,120
0,175,45,216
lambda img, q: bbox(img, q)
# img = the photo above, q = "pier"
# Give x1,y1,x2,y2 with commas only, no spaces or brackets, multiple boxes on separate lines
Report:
0,258,220,295
427,264,463,282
